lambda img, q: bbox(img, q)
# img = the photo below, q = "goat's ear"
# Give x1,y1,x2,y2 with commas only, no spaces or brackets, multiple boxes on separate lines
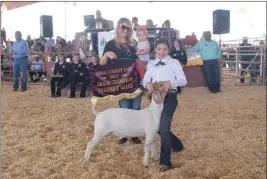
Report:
159,83,164,89
155,83,164,92
152,83,157,90
147,92,152,99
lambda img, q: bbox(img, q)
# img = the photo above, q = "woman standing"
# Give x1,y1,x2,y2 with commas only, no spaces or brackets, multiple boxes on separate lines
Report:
100,17,143,145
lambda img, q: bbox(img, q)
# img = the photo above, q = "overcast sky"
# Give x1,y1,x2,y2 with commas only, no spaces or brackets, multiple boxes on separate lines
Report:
1,1,266,42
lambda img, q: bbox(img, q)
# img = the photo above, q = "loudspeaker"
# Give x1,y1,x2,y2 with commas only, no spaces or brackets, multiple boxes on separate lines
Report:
213,9,230,34
84,15,95,28
40,15,53,38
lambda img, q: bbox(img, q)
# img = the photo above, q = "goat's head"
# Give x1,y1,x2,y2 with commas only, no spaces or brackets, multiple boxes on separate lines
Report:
147,82,167,104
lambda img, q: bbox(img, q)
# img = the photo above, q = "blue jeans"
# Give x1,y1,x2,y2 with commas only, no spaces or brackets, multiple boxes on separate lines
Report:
13,57,28,89
202,59,220,92
158,92,183,166
119,93,143,110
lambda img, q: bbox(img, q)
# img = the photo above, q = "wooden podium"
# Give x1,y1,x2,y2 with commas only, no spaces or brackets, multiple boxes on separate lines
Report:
183,60,222,88
183,66,207,87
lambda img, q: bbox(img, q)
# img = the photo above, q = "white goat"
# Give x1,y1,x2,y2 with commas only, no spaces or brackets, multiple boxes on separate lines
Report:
84,83,166,167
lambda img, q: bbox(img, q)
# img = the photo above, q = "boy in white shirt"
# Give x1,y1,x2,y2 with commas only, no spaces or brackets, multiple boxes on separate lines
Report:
143,38,187,172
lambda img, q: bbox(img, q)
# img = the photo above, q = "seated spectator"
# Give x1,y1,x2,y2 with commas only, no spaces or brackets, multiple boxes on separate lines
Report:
57,36,67,51
27,35,34,48
31,40,41,52
55,39,63,52
88,55,100,67
44,43,53,59
29,55,45,83
66,41,75,58
50,54,69,97
1,28,7,45
0,44,4,68
170,39,187,94
170,39,187,65
40,39,46,52
60,53,90,98
4,41,12,52
47,37,55,48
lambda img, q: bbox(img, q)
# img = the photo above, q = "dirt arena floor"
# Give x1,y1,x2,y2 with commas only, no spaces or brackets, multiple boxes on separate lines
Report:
1,84,266,179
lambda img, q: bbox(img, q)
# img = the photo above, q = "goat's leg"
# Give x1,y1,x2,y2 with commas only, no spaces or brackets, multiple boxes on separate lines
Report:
84,133,105,162
143,134,154,167
150,139,159,161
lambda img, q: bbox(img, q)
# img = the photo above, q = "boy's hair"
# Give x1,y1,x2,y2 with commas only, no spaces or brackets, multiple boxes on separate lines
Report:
91,54,99,59
132,17,138,21
136,26,148,37
155,38,171,50
41,38,47,43
72,53,80,57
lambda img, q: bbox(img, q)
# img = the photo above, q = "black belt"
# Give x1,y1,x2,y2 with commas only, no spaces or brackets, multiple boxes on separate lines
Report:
168,89,177,93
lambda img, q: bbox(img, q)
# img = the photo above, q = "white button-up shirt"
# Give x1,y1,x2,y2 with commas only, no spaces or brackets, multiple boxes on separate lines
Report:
143,55,187,89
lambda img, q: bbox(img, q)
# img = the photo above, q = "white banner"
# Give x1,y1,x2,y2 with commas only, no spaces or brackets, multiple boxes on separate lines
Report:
98,32,113,58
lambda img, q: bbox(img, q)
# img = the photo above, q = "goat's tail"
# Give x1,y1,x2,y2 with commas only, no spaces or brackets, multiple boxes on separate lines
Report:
91,99,100,116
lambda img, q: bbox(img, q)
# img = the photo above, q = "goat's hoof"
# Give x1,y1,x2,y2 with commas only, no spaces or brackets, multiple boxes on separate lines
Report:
142,161,149,167
153,156,160,162
84,154,90,162
84,157,89,162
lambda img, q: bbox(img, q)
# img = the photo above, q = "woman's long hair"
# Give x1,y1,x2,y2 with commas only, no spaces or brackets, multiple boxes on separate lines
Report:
114,17,133,47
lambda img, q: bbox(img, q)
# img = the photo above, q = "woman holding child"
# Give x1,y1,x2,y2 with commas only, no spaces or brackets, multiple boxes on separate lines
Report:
101,18,187,171
100,17,143,145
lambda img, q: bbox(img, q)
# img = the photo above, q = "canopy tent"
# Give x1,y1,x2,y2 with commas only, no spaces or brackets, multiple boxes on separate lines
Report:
1,1,38,29
1,1,38,11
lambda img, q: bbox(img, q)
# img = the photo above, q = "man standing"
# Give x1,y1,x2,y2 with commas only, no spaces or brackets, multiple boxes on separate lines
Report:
94,10,109,29
249,40,265,84
187,31,222,93
1,28,7,45
40,39,46,52
11,31,29,92
239,37,254,83
132,17,139,29
91,10,109,55
162,20,173,30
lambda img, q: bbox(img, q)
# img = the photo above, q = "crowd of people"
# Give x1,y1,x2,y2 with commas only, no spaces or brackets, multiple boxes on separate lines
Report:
50,53,99,98
1,30,100,96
